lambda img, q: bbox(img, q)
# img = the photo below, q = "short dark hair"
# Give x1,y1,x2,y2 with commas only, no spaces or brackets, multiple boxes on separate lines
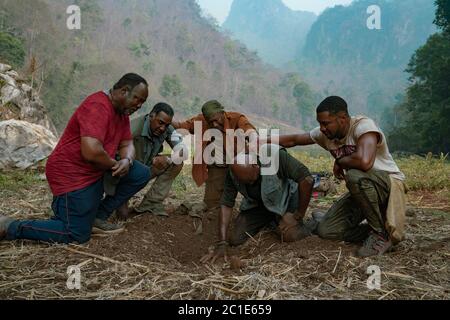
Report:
150,102,174,118
113,73,148,91
317,96,349,115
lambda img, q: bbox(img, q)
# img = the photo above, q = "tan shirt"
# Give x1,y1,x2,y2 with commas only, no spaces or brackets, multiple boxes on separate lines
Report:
310,116,405,181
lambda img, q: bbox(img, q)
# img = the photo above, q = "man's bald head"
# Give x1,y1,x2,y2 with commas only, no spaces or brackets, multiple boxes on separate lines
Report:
230,154,260,184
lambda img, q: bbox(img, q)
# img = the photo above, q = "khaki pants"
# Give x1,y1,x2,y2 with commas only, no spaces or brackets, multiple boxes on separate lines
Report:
135,162,184,213
203,166,228,210
317,169,391,243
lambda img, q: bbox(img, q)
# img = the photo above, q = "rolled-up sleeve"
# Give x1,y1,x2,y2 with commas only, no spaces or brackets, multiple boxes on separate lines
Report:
278,150,311,182
237,115,256,132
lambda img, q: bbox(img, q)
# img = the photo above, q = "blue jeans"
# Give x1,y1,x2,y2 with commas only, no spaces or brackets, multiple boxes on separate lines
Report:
6,161,151,244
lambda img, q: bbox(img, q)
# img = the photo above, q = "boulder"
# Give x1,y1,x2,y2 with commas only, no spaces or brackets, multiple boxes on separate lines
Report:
0,120,57,170
5,70,19,79
0,64,57,136
1,84,21,105
0,63,12,73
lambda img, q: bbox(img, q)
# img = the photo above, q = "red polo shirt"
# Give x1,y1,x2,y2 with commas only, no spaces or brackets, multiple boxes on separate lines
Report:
46,91,132,196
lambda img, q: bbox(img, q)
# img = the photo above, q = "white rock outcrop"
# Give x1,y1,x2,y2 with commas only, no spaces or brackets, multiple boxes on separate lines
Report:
0,62,58,170
0,120,57,170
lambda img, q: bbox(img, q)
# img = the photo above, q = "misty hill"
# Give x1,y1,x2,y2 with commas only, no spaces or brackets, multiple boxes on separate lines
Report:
0,0,315,131
302,0,436,68
223,0,317,67
298,0,437,120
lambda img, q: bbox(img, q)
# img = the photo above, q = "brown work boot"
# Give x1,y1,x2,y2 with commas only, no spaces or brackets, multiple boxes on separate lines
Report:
357,232,393,257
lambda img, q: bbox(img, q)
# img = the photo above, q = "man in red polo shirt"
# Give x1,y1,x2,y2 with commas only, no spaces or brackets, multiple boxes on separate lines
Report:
0,73,151,244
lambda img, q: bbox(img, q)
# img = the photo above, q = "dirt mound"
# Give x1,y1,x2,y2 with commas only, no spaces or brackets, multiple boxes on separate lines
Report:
90,211,220,266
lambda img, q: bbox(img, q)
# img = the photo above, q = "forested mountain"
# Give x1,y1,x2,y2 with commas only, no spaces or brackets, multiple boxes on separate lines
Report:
222,0,437,123
223,0,316,67
302,0,436,68
298,0,436,120
0,0,314,131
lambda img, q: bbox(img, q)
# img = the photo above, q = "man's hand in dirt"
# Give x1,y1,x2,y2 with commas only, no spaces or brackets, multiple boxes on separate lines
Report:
200,241,229,264
333,160,345,180
152,156,171,171
112,159,130,177
279,213,301,242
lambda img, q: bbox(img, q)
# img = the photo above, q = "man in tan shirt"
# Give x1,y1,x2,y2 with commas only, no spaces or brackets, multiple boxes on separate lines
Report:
275,96,407,257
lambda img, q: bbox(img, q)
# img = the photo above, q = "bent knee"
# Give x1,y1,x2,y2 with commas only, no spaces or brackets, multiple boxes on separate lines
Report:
229,235,247,247
317,222,340,240
345,169,365,186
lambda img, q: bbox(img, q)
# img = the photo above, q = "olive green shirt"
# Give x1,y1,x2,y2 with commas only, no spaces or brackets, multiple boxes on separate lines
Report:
221,149,311,214
131,114,183,166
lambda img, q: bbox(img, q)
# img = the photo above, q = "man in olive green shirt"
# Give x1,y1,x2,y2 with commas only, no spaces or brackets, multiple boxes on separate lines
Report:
201,147,315,263
119,103,185,218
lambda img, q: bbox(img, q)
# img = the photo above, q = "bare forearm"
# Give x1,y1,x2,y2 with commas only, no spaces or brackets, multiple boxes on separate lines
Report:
119,144,135,161
297,176,314,219
219,206,233,242
337,154,371,171
337,133,378,172
85,150,116,170
266,133,315,148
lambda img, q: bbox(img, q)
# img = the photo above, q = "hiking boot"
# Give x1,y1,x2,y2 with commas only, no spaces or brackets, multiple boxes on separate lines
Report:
135,202,169,217
0,215,14,240
357,232,393,257
92,219,125,235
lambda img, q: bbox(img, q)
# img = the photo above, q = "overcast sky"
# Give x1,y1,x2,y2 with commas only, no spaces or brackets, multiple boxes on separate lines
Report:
197,0,354,24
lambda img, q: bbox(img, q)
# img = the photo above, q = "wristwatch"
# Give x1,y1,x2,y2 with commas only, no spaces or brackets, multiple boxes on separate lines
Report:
125,157,134,167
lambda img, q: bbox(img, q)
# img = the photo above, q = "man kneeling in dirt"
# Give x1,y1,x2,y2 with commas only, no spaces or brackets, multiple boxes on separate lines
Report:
114,102,186,219
0,73,151,244
201,147,315,263
275,96,407,257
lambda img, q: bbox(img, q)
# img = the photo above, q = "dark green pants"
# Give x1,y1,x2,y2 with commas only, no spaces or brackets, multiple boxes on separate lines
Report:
317,169,391,243
229,206,279,246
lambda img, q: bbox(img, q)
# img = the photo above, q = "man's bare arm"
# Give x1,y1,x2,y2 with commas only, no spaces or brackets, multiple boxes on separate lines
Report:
81,137,117,170
336,133,378,172
200,205,234,264
219,206,234,243
265,133,316,148
118,139,135,162
296,176,314,221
